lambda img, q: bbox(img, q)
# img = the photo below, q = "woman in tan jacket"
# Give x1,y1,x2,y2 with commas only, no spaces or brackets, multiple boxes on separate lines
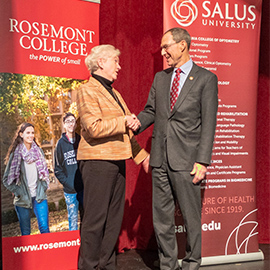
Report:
77,44,149,270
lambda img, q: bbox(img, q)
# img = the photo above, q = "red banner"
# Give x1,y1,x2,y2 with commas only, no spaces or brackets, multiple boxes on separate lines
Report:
2,231,80,270
0,0,99,80
1,1,99,269
164,0,263,264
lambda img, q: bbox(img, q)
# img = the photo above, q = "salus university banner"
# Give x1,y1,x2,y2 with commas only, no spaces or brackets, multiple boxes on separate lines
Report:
164,0,263,265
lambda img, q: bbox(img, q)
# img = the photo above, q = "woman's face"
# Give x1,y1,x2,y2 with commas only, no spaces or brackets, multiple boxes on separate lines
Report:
20,126,35,147
99,55,121,81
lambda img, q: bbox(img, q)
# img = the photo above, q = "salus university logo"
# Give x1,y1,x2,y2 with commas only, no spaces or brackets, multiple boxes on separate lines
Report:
171,0,198,27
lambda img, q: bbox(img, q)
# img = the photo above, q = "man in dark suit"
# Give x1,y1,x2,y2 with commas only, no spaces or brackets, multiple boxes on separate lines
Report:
135,27,218,270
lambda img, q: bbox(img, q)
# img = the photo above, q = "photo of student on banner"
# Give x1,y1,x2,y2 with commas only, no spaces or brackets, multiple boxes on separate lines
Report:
2,122,50,236
0,73,85,237
54,112,84,231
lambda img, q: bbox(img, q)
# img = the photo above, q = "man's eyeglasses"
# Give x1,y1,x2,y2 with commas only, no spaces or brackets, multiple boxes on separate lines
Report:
160,41,180,51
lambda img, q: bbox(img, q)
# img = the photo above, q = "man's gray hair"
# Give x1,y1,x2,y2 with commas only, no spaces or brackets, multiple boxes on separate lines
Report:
164,27,191,50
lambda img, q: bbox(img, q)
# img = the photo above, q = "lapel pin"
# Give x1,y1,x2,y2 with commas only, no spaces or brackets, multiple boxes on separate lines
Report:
189,76,194,80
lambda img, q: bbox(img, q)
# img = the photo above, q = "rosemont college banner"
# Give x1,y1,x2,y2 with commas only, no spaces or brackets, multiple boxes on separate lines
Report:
0,0,99,269
164,0,264,266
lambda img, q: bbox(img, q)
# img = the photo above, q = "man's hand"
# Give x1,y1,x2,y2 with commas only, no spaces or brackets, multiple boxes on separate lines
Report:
190,162,207,184
142,155,151,173
125,114,141,131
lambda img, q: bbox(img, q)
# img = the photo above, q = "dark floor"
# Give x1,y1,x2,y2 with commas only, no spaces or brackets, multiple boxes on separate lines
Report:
116,244,270,270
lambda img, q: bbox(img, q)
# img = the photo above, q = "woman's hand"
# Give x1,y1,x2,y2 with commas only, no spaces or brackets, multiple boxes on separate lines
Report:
142,155,151,173
125,114,141,131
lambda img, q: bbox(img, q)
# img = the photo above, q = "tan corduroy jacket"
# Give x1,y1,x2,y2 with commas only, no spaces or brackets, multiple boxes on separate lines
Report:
76,77,148,165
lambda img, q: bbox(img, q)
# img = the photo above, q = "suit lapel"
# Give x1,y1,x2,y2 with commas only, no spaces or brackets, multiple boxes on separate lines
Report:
163,68,174,116
171,64,199,115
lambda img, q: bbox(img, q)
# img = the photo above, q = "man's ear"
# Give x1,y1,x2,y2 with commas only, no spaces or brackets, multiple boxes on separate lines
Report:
179,40,187,52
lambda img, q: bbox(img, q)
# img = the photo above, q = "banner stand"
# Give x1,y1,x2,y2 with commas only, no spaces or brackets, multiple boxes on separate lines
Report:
178,251,264,267
164,0,263,265
1,1,99,269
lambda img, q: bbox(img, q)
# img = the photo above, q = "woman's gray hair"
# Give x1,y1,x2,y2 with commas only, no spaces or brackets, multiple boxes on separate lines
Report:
85,45,120,73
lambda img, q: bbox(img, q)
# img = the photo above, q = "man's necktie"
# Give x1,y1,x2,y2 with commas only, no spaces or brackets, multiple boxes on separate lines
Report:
170,68,181,111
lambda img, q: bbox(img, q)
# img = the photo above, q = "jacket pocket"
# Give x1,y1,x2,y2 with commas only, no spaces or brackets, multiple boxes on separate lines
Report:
36,180,47,203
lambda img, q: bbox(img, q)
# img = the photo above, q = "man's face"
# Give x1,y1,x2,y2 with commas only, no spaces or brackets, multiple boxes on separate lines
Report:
160,32,183,68
64,116,76,134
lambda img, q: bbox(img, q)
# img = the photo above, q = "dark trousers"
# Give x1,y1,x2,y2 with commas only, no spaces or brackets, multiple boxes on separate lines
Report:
79,160,126,270
152,156,201,270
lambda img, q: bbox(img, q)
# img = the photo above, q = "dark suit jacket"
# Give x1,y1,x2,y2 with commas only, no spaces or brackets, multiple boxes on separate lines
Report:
137,62,218,171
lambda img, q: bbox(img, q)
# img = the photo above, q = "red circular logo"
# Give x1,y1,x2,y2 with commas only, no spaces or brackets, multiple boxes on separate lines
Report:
171,0,198,27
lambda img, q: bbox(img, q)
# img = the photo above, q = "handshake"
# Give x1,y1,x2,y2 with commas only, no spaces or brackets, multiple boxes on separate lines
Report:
125,114,141,132
125,114,151,173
